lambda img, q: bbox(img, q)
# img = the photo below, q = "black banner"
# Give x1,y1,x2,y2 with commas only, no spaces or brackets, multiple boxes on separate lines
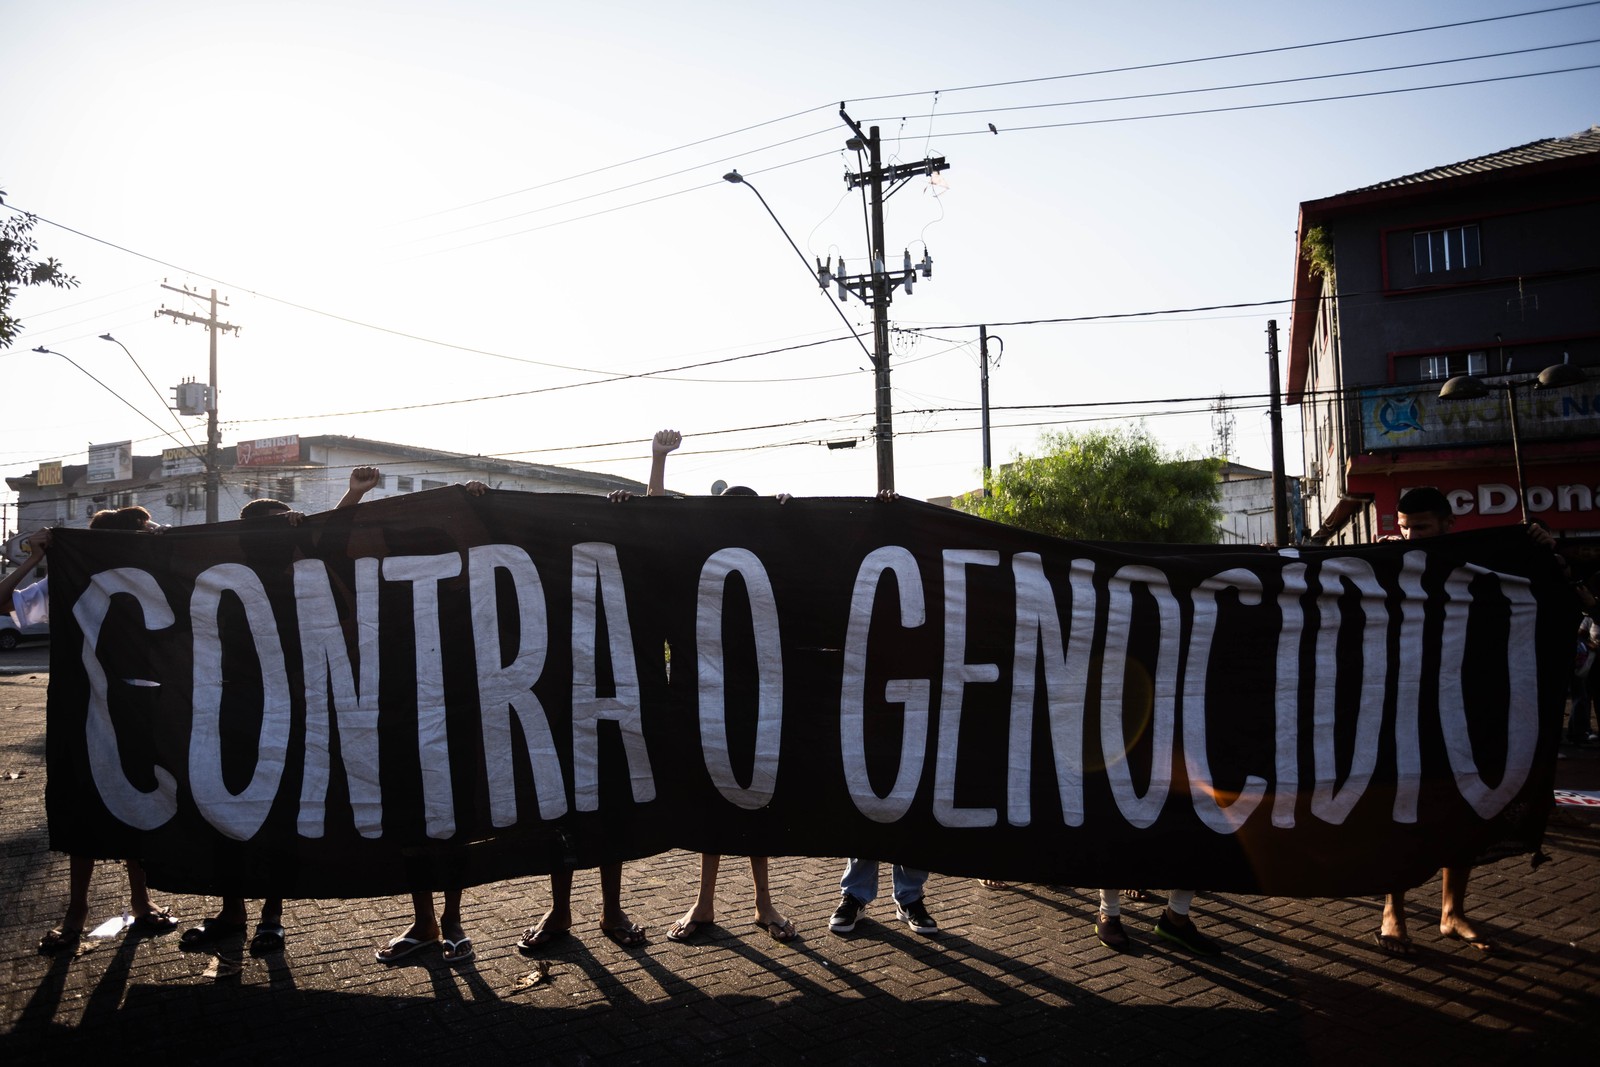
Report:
43,489,1570,897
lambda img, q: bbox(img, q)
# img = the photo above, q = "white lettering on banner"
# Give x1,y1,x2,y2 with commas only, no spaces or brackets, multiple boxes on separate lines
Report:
295,558,384,838
72,568,180,830
841,546,930,823
1391,552,1427,823
1100,566,1180,830
1184,569,1268,833
569,543,655,812
382,553,463,839
934,550,1001,828
1006,555,1095,828
471,544,568,826
191,564,293,841
696,548,784,810
1271,563,1308,828
66,539,1546,845
1438,565,1539,816
1309,557,1387,825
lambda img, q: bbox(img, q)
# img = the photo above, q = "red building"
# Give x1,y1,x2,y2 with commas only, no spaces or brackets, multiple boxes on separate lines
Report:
1287,126,1600,546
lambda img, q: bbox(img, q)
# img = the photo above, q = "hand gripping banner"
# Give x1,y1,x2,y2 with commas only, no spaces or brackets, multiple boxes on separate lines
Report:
42,489,1570,897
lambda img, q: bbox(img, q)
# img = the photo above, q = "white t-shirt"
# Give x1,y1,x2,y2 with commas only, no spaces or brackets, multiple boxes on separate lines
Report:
11,576,48,626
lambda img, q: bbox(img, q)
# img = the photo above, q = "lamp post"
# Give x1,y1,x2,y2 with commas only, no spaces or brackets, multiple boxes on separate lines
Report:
723,170,884,484
1437,361,1588,523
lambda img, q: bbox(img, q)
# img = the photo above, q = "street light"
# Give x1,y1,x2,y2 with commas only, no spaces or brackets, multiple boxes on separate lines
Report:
722,170,886,480
1437,361,1588,523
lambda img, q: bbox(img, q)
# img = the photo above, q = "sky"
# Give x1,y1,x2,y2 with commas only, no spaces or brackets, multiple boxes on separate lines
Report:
3,0,1598,518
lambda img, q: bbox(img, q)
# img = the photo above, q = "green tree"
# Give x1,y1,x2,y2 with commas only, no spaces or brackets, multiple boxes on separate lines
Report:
958,426,1223,543
1,189,79,349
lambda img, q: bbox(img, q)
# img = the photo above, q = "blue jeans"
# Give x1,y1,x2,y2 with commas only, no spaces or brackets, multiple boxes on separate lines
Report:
839,859,927,906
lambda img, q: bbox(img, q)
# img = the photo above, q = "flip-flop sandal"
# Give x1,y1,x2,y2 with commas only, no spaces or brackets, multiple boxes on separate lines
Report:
757,918,797,943
442,937,475,965
1445,931,1496,954
38,927,83,955
375,934,440,964
179,919,248,951
978,879,1010,890
250,922,286,956
516,922,571,954
599,922,647,948
667,919,708,943
130,906,178,934
1374,932,1416,957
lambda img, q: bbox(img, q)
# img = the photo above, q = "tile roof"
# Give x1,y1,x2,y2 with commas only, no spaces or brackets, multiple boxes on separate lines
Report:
1346,124,1600,194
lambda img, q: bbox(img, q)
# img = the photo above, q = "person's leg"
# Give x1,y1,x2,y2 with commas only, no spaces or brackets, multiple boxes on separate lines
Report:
1378,889,1411,952
839,859,879,904
749,856,793,938
39,854,97,951
831,859,875,932
889,866,928,907
599,862,644,944
249,896,288,955
669,854,721,939
440,887,473,962
1096,888,1129,950
1440,865,1491,949
1568,672,1590,744
518,871,573,948
1155,889,1221,954
890,867,937,934
62,853,95,932
376,890,441,962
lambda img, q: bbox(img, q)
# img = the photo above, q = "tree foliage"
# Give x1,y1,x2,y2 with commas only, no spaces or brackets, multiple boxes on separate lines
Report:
957,426,1223,543
1,189,79,349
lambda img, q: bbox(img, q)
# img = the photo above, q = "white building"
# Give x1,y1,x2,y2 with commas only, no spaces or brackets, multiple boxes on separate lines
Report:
4,433,647,549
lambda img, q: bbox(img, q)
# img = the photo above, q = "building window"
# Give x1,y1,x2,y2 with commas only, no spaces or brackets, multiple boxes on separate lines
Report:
275,477,296,502
1416,350,1489,381
1413,224,1480,275
421,479,446,491
66,493,78,519
397,476,414,492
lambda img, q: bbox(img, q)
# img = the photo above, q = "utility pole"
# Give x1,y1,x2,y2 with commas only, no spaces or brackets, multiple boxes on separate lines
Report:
979,326,1004,497
829,107,948,493
157,285,239,523
1267,319,1291,546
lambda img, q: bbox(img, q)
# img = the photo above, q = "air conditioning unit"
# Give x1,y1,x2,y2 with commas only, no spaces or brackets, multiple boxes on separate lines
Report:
166,493,181,507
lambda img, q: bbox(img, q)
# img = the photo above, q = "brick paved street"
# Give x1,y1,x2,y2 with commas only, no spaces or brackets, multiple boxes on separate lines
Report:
2,670,1597,1065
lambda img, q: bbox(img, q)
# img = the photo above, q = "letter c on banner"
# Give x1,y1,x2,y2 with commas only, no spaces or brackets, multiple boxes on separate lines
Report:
1185,569,1268,833
841,546,929,823
697,548,784,809
72,568,179,830
191,563,293,841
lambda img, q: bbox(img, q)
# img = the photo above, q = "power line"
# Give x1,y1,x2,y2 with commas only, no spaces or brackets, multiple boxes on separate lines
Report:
847,1,1600,104
861,38,1600,125
910,63,1600,141
411,3,1598,237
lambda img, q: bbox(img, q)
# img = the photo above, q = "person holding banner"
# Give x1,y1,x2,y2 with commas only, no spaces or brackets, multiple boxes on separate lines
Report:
3,508,183,954
608,430,798,944
1378,486,1493,956
370,471,490,965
